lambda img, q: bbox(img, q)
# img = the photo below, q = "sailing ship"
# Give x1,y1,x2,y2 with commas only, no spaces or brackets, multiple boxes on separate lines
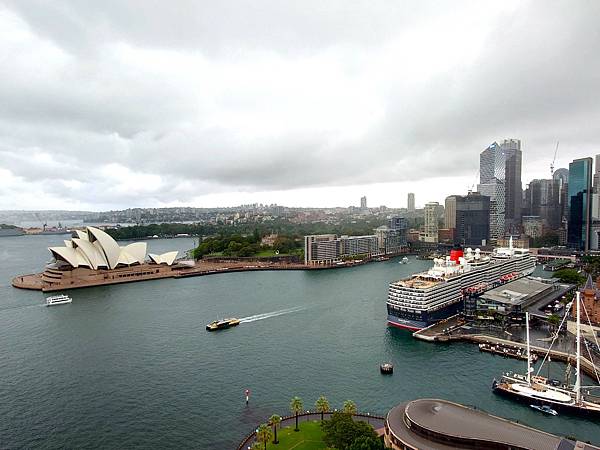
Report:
492,291,600,417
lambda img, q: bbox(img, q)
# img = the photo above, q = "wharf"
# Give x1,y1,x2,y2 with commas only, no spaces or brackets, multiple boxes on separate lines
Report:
414,318,600,379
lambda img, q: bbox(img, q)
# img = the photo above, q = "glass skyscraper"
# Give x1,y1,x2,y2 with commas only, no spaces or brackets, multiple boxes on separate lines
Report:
567,157,593,251
478,139,522,239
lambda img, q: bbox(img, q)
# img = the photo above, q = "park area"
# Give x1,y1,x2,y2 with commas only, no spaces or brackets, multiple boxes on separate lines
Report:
266,421,326,450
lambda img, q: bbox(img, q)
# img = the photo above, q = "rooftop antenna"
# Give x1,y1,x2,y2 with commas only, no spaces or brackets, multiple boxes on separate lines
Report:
550,141,559,176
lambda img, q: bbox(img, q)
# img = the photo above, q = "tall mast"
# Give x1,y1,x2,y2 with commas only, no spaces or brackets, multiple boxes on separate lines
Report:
526,311,532,385
575,291,581,403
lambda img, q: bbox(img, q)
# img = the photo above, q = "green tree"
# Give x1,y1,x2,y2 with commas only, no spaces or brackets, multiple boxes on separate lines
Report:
348,435,385,450
269,414,281,444
553,268,585,286
343,400,358,415
315,395,330,422
290,396,304,431
255,423,273,450
321,412,378,450
548,313,561,325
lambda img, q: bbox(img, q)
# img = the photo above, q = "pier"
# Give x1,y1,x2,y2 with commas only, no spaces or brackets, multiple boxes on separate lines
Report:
414,318,600,379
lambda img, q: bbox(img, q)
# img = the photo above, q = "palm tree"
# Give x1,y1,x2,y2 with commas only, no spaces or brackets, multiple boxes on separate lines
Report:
290,396,303,431
343,400,357,415
269,414,281,444
251,442,262,450
315,396,330,422
255,423,273,450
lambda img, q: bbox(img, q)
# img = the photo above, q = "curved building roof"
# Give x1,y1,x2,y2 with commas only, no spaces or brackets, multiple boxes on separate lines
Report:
48,226,175,269
386,399,571,450
148,251,179,265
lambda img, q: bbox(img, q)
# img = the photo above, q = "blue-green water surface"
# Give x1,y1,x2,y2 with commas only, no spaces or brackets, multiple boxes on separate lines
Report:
0,235,598,448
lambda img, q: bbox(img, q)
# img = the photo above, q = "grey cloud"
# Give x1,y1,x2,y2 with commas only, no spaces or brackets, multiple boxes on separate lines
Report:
0,1,599,209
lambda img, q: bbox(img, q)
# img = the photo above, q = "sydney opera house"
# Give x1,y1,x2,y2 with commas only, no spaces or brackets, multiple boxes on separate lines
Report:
13,226,185,292
49,226,178,270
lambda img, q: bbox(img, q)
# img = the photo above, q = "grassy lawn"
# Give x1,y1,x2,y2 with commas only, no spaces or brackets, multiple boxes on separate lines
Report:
265,420,327,450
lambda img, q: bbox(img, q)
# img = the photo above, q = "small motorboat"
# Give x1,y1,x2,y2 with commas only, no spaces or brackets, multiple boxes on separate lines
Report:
380,363,393,374
206,318,241,331
530,404,558,416
46,294,72,306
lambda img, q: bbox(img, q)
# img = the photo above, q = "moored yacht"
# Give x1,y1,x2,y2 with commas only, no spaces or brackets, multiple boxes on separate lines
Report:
492,301,600,417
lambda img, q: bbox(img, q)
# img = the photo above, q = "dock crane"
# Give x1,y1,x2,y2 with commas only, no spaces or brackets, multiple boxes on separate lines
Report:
550,141,559,177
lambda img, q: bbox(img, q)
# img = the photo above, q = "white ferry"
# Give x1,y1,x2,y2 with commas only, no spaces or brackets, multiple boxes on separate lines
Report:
46,294,72,306
386,239,535,331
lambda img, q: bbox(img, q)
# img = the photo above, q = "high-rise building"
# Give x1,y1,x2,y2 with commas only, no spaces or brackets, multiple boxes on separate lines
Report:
553,167,570,226
478,142,505,240
501,139,522,234
421,202,439,243
375,226,406,254
478,139,522,239
567,157,593,251
360,196,367,209
444,196,457,229
407,193,415,212
594,155,600,193
524,179,561,230
454,192,490,247
522,216,543,239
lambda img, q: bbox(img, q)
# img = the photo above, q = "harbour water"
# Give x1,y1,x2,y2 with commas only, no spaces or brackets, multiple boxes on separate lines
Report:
1,235,599,448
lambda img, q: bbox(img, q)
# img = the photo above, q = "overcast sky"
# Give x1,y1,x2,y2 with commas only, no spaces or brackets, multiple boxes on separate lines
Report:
0,1,599,211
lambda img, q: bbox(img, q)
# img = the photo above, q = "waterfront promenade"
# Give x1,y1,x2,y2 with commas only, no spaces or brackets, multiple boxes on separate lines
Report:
12,258,371,292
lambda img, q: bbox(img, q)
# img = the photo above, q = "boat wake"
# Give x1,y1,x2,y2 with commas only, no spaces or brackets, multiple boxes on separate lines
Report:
240,306,306,323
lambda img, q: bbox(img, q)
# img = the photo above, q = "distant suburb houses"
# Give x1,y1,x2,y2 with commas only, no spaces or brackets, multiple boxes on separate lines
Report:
304,217,408,265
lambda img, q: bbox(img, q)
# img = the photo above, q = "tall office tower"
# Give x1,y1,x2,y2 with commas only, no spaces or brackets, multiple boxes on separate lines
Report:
444,196,457,229
553,168,570,225
567,158,593,251
594,155,600,193
526,179,561,230
500,139,522,234
478,142,505,240
422,202,439,243
407,193,415,212
454,192,490,247
360,196,367,209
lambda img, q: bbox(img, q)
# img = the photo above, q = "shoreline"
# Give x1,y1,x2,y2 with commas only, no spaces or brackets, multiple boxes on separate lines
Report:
11,257,380,292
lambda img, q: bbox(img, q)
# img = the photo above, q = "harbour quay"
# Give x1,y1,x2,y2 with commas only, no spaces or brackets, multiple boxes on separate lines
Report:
384,398,599,450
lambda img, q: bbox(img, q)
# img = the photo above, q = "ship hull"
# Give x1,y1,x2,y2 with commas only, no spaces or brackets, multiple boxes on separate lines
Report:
387,300,464,331
493,382,600,418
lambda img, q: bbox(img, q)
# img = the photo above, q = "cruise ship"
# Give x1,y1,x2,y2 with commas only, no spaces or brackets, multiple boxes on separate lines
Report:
386,240,536,331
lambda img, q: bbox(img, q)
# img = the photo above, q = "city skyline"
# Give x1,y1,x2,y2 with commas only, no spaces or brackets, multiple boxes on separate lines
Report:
1,1,600,211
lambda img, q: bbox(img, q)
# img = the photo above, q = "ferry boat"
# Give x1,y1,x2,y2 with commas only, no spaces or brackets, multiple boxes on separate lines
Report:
492,303,600,417
206,318,241,331
386,239,535,331
46,294,72,306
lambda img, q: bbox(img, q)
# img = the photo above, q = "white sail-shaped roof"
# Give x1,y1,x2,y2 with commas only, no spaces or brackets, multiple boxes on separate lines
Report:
72,238,109,269
148,251,178,265
87,227,122,269
49,246,92,268
47,226,168,270
122,243,147,263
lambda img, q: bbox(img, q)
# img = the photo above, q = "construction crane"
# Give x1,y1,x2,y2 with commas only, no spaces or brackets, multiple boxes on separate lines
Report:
550,141,559,177
468,168,480,194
